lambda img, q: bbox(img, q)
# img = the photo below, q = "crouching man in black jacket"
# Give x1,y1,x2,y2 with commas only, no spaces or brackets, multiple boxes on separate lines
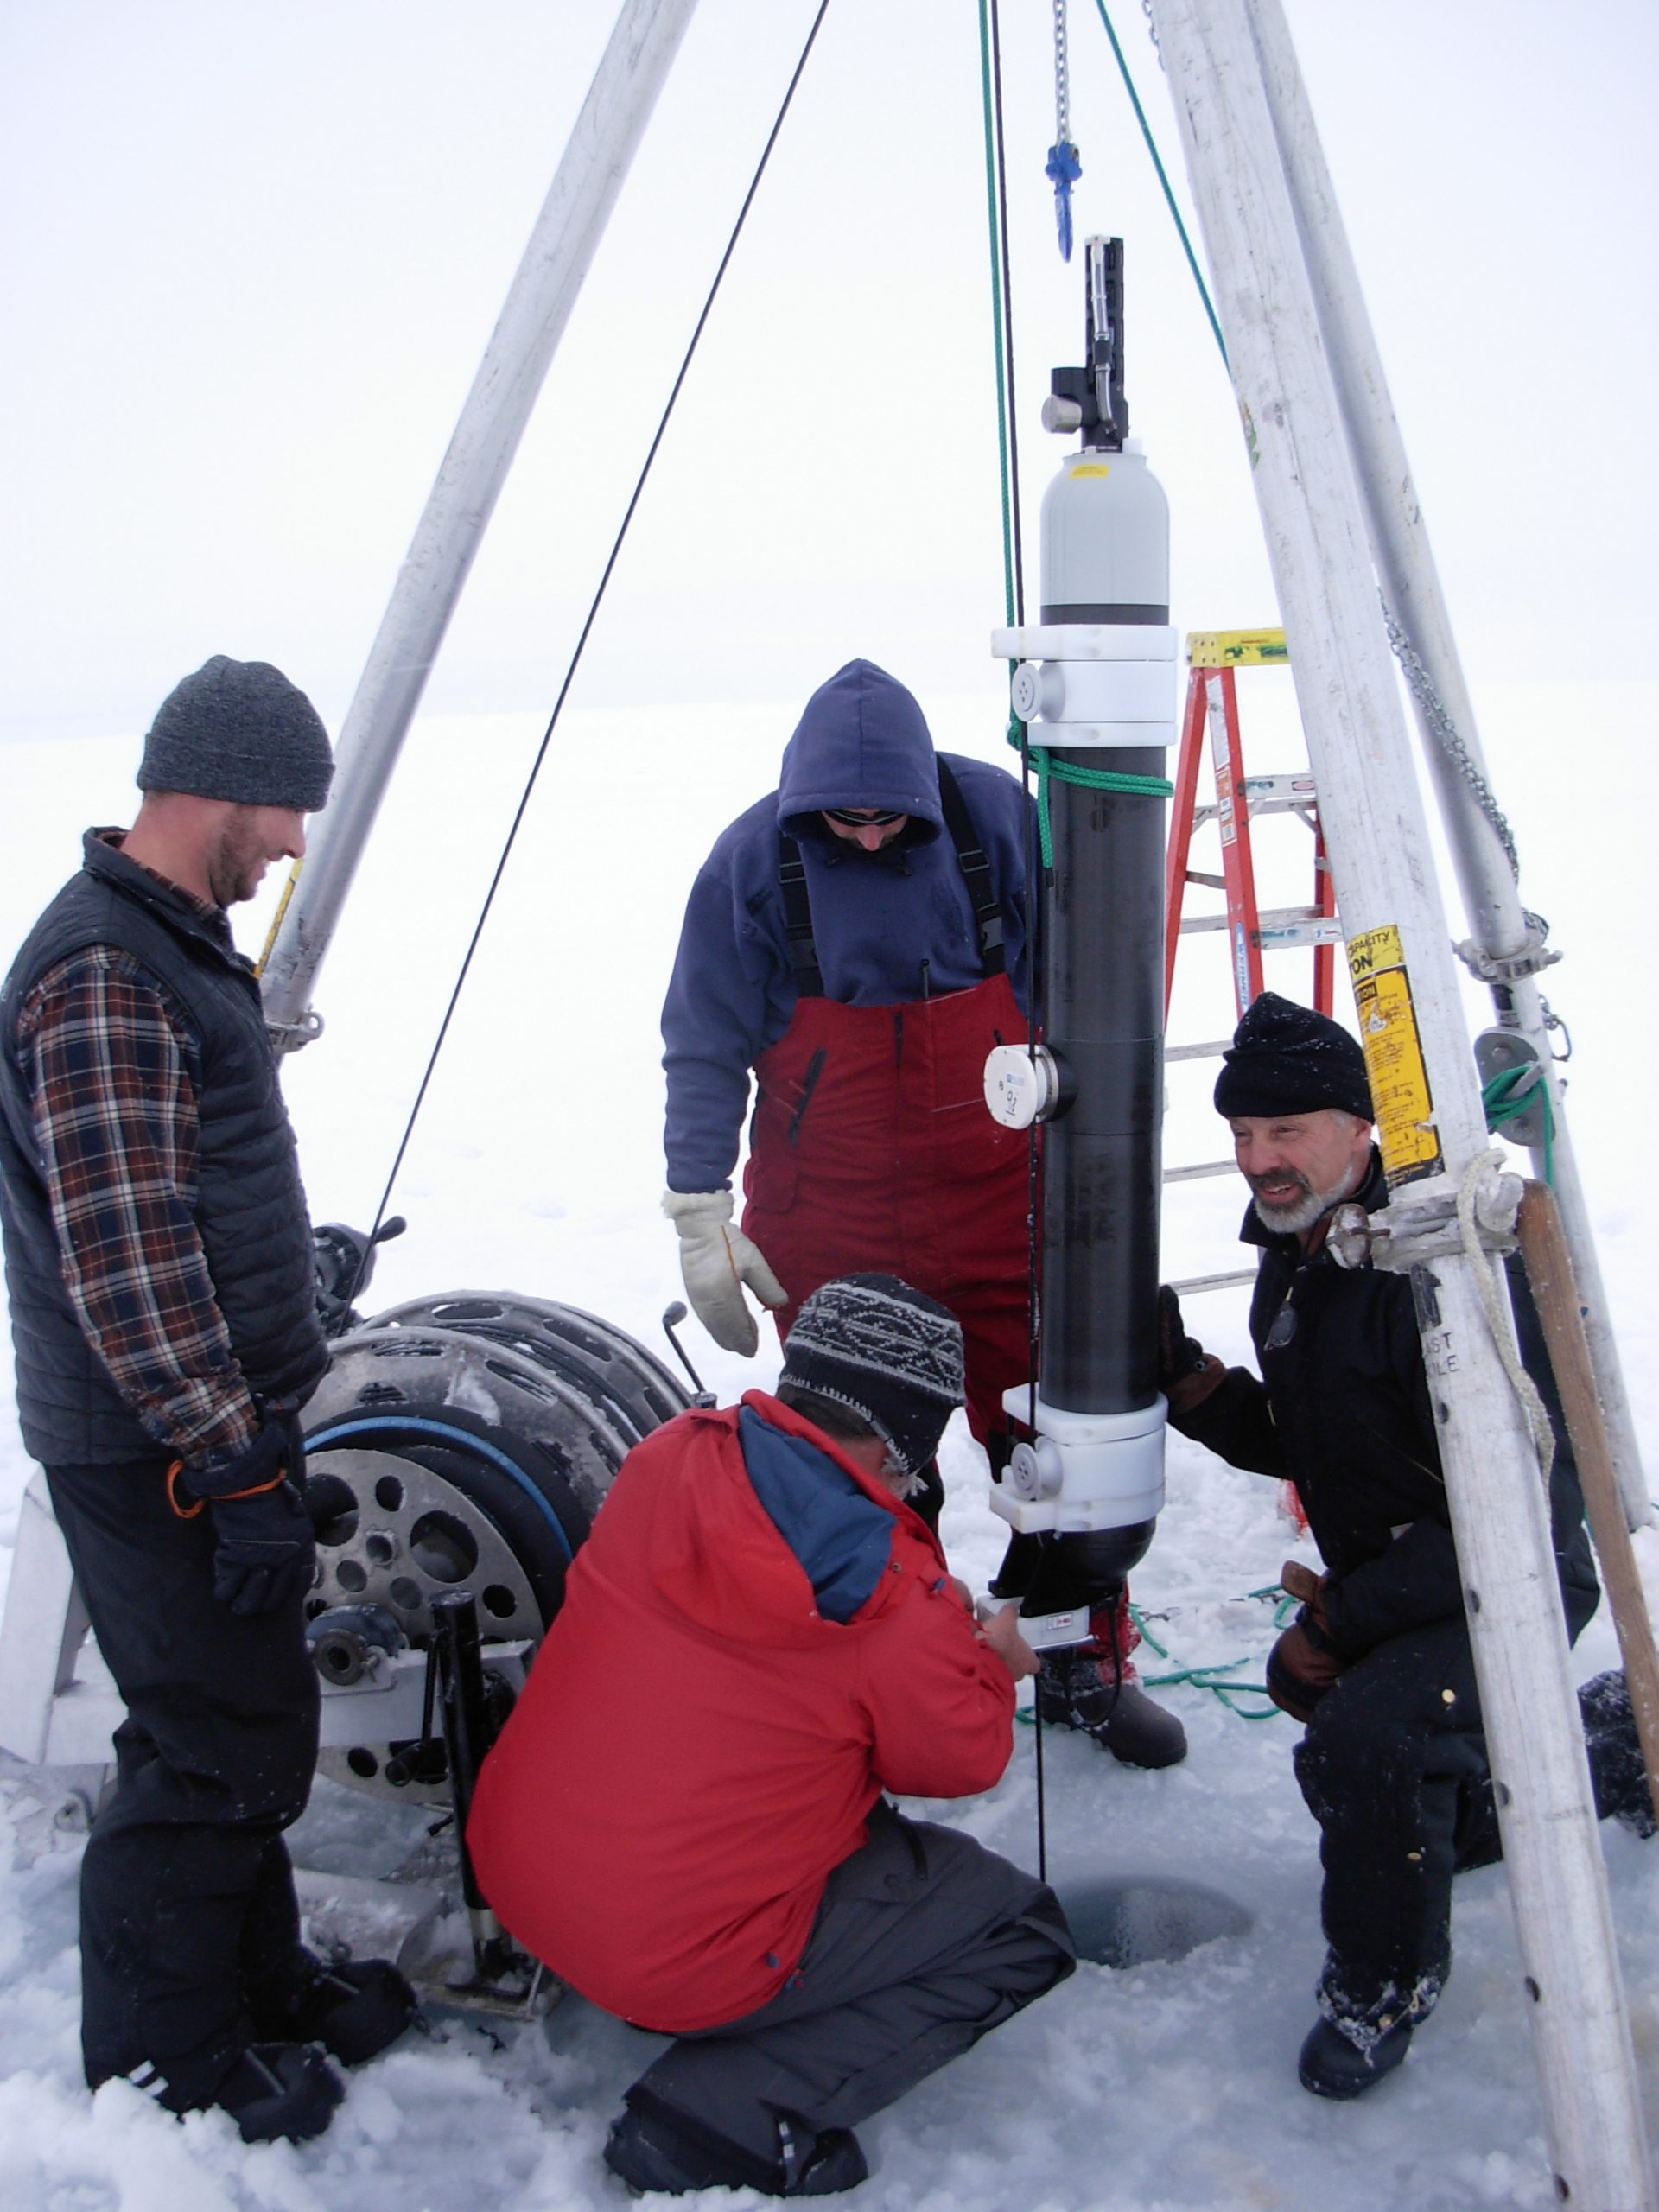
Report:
1160,993,1649,2101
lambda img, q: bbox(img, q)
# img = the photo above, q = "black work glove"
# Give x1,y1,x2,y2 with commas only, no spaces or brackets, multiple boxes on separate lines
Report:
1156,1284,1226,1417
1156,1285,1205,1389
181,1412,315,1617
1266,1562,1345,1723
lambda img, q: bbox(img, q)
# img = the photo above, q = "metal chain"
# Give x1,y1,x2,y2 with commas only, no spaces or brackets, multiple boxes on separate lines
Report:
1380,599,1520,879
1052,0,1071,143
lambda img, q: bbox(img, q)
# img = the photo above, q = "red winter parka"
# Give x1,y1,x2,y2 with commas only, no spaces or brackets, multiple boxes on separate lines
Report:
466,1391,1016,2032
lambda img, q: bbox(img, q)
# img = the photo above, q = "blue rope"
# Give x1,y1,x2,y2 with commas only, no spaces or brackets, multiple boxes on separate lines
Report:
1046,139,1083,261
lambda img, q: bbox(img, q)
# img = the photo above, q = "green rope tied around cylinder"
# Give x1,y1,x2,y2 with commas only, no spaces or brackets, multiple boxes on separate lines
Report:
1482,1063,1555,1186
1013,728,1175,867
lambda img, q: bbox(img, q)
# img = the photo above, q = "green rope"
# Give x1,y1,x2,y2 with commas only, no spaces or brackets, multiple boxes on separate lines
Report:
1091,3,1230,372
1018,743,1176,867
1141,1659,1279,1719
977,0,1019,628
1483,1063,1554,1186
1016,1592,1297,1726
1128,1601,1281,1719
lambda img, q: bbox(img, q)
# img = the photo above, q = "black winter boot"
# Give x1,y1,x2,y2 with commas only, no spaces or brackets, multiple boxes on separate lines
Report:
124,2042,345,2142
605,2089,868,2197
254,1954,419,2066
1036,1649,1188,1768
1580,1670,1657,1838
1297,2014,1413,2100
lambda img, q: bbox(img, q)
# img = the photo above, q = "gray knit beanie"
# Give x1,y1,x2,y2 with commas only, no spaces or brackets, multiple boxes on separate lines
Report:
137,657,334,811
780,1274,964,1475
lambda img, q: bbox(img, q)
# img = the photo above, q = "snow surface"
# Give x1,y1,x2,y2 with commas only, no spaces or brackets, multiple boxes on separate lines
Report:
1,698,1656,2210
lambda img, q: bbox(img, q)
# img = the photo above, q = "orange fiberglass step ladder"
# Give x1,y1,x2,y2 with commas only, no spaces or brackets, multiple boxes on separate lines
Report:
1163,625,1343,1293
1162,627,1341,1532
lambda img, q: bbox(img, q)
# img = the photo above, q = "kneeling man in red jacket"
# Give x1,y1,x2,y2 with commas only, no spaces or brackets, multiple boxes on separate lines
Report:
468,1274,1075,2196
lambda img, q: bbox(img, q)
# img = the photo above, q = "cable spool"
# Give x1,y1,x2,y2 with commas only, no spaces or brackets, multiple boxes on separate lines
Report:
302,1306,688,1802
367,1293,690,1447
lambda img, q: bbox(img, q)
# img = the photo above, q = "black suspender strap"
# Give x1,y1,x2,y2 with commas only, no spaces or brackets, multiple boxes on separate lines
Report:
935,759,1007,978
777,835,825,998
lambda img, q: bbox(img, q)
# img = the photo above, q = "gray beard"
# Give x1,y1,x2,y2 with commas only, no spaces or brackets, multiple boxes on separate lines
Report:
1251,1164,1362,1236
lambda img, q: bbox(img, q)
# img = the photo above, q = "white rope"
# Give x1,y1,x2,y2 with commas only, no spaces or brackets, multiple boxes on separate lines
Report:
1457,1147,1555,1484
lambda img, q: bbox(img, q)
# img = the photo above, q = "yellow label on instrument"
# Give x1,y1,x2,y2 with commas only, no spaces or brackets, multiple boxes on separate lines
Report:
1347,925,1440,1185
1069,463,1112,478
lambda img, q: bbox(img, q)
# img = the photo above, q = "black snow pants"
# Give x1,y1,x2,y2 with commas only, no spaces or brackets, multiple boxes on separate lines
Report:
1294,1583,1598,2046
47,1459,320,2103
626,1802,1076,2165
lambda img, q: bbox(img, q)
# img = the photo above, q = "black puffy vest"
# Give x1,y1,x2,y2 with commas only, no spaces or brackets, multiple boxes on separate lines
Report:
0,831,327,1464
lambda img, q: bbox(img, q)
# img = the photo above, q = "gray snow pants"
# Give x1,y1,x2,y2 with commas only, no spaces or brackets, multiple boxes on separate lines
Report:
626,1801,1076,2164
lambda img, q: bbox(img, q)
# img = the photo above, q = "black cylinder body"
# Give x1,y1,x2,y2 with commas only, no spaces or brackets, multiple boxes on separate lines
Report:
1040,747,1165,1414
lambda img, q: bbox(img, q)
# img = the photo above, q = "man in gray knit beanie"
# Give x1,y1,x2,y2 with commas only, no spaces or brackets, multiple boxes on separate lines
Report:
0,656,415,2148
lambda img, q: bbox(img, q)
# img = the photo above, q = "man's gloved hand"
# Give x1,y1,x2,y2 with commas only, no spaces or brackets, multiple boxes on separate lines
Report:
1266,1559,1344,1722
1157,1284,1206,1389
1280,1557,1330,1624
179,1412,316,1617
1156,1284,1225,1415
664,1189,787,1357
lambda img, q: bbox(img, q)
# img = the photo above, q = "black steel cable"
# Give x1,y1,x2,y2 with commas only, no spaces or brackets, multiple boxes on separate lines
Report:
350,0,835,1293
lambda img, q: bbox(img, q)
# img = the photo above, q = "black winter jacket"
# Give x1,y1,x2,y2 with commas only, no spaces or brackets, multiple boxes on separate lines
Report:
1172,1150,1598,1660
0,831,327,1465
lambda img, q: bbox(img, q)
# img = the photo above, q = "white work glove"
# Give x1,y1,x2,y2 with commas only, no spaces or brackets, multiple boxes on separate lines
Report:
664,1188,788,1357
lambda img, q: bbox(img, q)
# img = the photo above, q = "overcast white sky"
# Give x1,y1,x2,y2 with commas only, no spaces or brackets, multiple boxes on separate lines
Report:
1,0,1654,746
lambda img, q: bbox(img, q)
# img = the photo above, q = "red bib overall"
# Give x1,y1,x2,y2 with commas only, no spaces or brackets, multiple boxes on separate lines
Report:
741,969,1033,1448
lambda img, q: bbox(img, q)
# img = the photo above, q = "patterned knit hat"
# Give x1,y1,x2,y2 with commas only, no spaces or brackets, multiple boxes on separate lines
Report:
1213,991,1372,1122
138,656,334,812
780,1274,964,1475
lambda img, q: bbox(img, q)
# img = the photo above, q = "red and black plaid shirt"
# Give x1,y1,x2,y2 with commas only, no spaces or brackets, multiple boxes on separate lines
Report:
16,864,261,1465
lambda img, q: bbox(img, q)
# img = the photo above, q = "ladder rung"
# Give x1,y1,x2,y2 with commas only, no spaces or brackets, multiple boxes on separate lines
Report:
1163,1160,1237,1184
1166,1039,1233,1063
1258,912,1344,947
1166,1268,1257,1295
1190,775,1319,828
1183,869,1227,890
1177,907,1343,945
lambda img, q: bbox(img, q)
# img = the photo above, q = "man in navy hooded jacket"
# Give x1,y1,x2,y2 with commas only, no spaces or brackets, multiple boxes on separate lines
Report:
660,658,1186,1768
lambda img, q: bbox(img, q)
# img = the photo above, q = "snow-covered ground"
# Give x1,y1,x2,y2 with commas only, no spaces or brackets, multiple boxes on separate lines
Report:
1,693,1655,2210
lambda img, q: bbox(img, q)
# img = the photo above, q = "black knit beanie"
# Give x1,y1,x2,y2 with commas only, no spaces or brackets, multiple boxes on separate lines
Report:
1213,991,1373,1122
137,657,334,812
779,1274,964,1476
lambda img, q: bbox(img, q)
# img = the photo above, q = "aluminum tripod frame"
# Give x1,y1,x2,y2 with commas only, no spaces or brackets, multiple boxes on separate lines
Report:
1148,2,1651,2202
1244,0,1647,1536
258,0,702,1046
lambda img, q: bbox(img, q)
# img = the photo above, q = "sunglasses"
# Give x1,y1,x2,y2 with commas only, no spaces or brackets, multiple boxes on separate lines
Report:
823,806,905,828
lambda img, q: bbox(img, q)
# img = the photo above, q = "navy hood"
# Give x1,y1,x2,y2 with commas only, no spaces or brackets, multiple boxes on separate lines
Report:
776,661,944,847
737,1405,899,1624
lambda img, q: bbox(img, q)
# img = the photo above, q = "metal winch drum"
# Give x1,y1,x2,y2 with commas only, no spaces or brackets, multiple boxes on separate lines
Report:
301,1293,688,1802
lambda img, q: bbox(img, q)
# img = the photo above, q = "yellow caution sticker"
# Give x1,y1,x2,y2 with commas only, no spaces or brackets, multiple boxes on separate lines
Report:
1347,925,1441,1185
1068,462,1112,479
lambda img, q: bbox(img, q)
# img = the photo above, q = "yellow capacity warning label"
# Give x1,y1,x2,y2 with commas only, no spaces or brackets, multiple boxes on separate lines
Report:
1347,924,1441,1185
